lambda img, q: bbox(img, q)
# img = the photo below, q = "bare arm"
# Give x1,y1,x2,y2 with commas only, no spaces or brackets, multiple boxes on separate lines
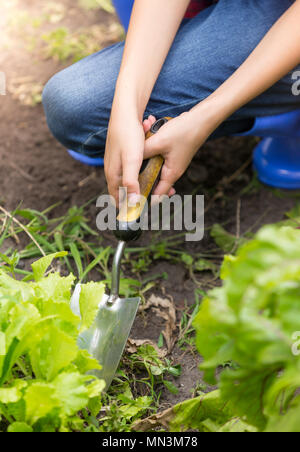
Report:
144,0,300,196
194,0,300,127
116,0,191,120
105,0,190,202
106,0,300,201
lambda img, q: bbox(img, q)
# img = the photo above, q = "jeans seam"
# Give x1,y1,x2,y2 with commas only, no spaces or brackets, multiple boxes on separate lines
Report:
80,100,202,153
81,125,108,153
148,99,300,121
145,98,206,118
81,98,300,154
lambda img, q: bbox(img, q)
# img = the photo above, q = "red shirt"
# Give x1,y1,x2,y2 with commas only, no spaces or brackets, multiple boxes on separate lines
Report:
185,0,217,18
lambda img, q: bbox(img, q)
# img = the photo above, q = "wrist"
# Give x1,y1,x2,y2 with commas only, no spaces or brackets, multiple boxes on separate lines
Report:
191,95,230,130
186,98,224,146
113,74,150,121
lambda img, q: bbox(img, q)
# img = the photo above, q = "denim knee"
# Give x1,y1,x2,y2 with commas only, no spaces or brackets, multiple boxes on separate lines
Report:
44,67,109,157
43,43,124,155
43,72,70,149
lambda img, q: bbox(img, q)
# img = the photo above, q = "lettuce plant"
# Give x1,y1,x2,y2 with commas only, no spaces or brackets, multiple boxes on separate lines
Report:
195,226,300,432
0,252,105,432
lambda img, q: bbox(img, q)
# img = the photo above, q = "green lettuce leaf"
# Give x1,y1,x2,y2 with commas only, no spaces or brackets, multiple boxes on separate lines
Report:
31,252,68,282
7,422,33,433
24,382,60,425
194,226,300,431
0,253,105,432
79,281,105,332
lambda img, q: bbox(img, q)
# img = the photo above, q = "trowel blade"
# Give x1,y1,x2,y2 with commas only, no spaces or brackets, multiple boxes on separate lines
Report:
71,285,140,389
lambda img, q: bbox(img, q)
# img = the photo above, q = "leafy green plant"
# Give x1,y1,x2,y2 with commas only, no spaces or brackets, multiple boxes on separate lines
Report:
124,344,181,401
133,389,257,432
210,223,247,253
42,23,123,63
194,225,300,432
178,288,204,349
137,225,300,432
0,252,105,432
0,204,110,281
98,381,153,432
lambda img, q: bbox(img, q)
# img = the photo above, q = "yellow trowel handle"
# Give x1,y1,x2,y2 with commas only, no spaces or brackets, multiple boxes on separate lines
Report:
115,117,171,242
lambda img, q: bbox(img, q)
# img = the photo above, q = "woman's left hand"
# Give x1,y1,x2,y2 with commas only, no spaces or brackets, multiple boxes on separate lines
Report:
143,110,216,197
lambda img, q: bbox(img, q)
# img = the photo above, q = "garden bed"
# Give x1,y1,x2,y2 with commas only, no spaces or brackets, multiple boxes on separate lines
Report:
1,0,299,432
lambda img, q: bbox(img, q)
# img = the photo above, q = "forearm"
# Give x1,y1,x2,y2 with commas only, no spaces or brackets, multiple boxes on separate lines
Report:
113,0,190,120
192,0,300,128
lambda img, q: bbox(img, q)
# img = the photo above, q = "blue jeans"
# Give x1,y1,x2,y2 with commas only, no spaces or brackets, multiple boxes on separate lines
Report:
43,0,299,158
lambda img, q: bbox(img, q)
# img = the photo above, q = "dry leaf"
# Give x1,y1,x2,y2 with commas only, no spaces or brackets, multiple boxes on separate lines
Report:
126,338,168,359
139,294,177,353
133,406,174,432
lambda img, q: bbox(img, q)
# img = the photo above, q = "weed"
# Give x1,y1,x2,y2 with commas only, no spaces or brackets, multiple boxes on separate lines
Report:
121,344,181,402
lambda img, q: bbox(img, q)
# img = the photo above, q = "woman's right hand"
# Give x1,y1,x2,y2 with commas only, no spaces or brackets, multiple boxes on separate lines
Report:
104,110,147,206
105,112,175,205
104,0,190,205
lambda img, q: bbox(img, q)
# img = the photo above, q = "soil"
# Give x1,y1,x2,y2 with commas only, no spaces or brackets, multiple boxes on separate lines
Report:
1,0,298,410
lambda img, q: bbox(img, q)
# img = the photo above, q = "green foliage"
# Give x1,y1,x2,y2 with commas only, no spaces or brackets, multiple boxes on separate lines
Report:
171,390,256,432
78,0,115,13
41,27,97,62
125,344,182,400
0,253,105,432
210,224,247,253
0,204,111,282
194,226,300,432
42,23,123,63
99,381,153,432
133,389,256,432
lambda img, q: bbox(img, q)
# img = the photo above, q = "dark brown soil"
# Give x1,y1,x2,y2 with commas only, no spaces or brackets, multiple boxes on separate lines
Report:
1,0,298,409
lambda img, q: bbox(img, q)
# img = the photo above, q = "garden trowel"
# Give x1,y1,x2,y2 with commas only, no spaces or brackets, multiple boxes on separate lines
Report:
71,118,171,390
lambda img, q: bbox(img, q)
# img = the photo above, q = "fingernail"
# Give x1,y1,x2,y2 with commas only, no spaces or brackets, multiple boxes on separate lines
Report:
128,193,140,204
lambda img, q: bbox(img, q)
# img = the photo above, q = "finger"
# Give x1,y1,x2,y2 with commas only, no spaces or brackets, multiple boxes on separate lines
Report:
143,115,157,133
168,187,176,197
104,158,122,203
153,164,178,197
106,174,122,204
148,115,156,126
143,134,162,159
121,156,143,201
107,183,119,205
153,180,173,197
143,119,151,133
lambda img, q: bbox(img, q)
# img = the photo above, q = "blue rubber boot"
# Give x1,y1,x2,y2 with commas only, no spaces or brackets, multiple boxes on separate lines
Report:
112,0,134,31
236,109,300,189
253,137,300,189
68,150,104,167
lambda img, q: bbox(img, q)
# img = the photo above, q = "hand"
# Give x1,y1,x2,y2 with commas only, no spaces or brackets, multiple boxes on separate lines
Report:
143,110,214,196
104,111,145,204
105,112,175,204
